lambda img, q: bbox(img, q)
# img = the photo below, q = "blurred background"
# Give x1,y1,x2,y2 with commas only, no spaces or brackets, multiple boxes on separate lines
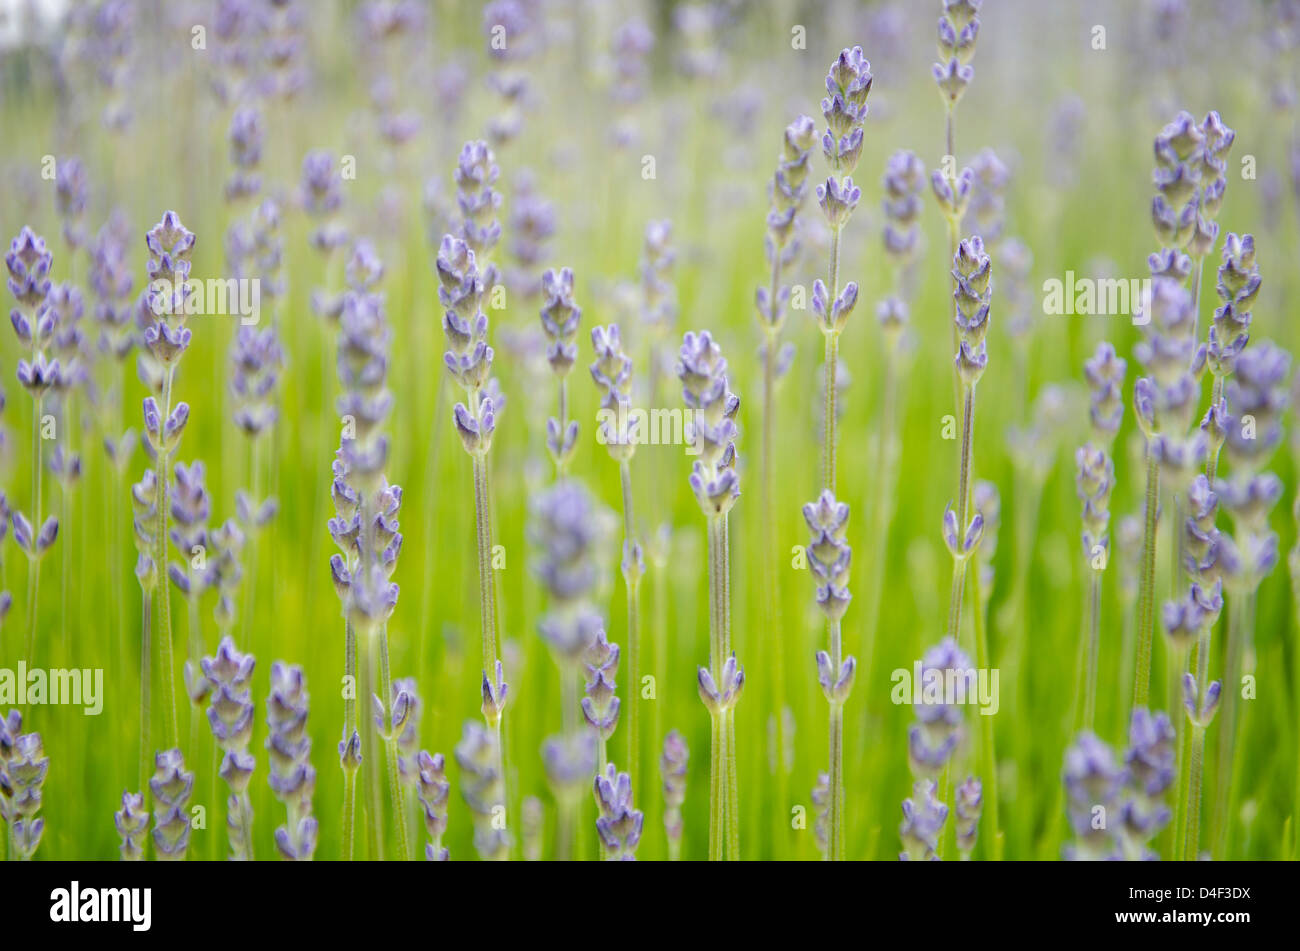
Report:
1,0,1298,860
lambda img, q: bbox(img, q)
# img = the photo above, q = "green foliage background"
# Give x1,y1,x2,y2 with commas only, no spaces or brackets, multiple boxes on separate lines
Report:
1,0,1297,860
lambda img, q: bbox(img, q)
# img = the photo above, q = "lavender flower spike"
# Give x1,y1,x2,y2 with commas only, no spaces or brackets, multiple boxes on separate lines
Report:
455,720,509,861
415,751,450,861
593,763,643,860
900,780,948,861
202,636,257,860
661,730,688,860
7,731,48,859
677,328,744,860
540,266,580,473
150,749,194,861
266,662,318,860
114,790,150,861
955,776,983,857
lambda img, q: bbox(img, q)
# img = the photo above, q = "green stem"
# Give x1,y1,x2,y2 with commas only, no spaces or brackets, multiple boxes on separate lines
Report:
618,458,641,800
972,566,1002,860
827,614,845,862
760,323,787,849
946,385,976,648
342,617,357,860
1133,448,1160,710
378,622,410,861
1184,723,1206,859
472,453,499,675
720,514,738,860
1212,592,1245,857
360,621,384,860
24,396,43,675
1205,375,1224,485
1084,570,1101,730
822,331,839,494
138,590,152,795
155,370,179,749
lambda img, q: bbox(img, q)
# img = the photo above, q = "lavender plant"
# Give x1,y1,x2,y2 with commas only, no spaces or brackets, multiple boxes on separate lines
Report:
660,730,688,860
266,662,318,860
540,267,580,475
677,330,744,861
6,730,47,861
436,228,509,826
814,48,870,492
803,490,855,860
0,709,18,860
130,471,157,787
1119,708,1176,860
1212,342,1290,857
1075,342,1125,730
415,750,450,861
1061,732,1123,860
593,763,643,861
141,212,200,735
6,227,62,669
329,240,407,860
943,237,992,650
202,636,257,860
1132,277,1202,707
1205,233,1259,483
865,151,925,684
755,116,815,813
581,626,620,770
114,790,149,861
542,730,597,861
931,0,982,373
899,779,948,861
590,322,644,792
954,776,983,859
149,748,194,861
1170,474,1223,859
455,720,509,860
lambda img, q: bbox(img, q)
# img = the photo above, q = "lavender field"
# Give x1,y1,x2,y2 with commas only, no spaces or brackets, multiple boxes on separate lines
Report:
1,0,1298,863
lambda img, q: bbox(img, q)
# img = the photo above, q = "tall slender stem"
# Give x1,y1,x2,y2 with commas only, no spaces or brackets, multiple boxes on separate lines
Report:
1133,448,1161,710
24,396,43,674
1205,375,1224,484
138,590,152,794
155,370,179,748
972,566,1002,859
618,458,641,799
946,385,976,646
472,455,499,674
378,623,410,861
720,514,738,860
760,324,788,846
341,615,357,859
1084,570,1101,730
827,613,844,861
359,620,384,860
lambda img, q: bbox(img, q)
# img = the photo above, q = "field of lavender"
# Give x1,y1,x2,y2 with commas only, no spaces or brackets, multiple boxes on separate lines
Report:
1,0,1298,864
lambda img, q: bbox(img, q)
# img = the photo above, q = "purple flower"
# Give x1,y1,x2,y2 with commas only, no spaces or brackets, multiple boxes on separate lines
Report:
114,790,150,861
899,779,948,861
581,627,621,740
266,662,317,860
660,731,688,855
955,776,983,854
593,763,643,860
676,331,741,517
803,490,852,622
149,749,194,861
415,750,450,861
455,721,509,860
1062,732,1123,860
